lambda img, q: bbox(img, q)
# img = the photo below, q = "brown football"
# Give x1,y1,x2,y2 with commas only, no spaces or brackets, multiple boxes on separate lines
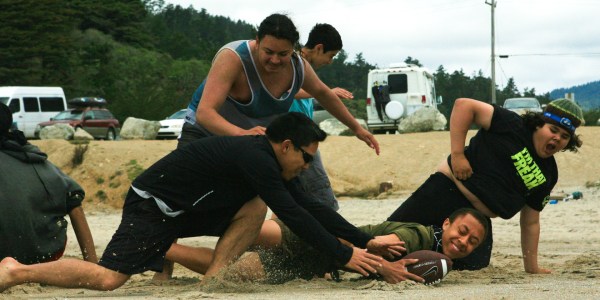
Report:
403,250,453,285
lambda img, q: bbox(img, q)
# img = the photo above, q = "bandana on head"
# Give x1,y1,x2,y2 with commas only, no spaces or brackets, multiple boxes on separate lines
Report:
540,98,583,133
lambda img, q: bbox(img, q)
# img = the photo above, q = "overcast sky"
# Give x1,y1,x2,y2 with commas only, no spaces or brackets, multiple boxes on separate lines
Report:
164,0,600,95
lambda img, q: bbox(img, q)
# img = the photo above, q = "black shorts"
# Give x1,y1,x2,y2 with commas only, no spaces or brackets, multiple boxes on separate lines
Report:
177,122,210,149
99,190,235,275
387,172,493,270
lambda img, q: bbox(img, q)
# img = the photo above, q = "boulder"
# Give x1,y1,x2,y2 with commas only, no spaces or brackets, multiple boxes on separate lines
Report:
319,118,368,136
398,107,447,133
120,117,160,140
39,124,74,140
73,127,94,141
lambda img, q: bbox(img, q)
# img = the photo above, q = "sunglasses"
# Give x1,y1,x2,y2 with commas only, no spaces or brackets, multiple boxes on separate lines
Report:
292,142,314,164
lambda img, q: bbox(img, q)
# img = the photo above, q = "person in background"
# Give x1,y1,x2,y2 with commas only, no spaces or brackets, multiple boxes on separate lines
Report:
387,98,584,273
286,23,353,213
0,103,97,265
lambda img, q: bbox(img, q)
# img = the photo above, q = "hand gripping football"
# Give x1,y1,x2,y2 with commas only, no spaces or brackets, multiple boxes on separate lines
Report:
403,250,453,285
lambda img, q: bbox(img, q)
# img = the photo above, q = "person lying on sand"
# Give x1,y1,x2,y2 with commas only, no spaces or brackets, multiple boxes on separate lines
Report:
159,208,487,284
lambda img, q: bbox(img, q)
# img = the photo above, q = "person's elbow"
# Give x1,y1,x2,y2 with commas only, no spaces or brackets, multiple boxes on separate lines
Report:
195,106,213,125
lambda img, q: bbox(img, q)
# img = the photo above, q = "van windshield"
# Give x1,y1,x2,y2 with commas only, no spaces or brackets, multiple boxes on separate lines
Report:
53,110,84,120
0,97,8,105
504,99,540,109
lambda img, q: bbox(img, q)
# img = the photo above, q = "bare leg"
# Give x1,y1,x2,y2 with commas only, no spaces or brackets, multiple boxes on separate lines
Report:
152,238,178,281
165,244,214,274
161,218,284,276
252,219,283,249
152,259,174,281
222,252,266,282
203,196,267,278
0,257,129,292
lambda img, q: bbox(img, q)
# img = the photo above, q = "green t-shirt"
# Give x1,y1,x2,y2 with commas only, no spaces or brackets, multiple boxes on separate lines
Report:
359,221,436,254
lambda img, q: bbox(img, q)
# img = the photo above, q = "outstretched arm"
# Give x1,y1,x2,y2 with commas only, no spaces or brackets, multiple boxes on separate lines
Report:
295,87,354,100
520,205,551,274
68,206,98,263
301,62,379,154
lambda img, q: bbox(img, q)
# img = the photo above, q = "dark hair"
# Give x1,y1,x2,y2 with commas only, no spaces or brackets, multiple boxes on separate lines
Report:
304,23,343,53
522,112,582,152
266,112,327,147
0,103,12,135
0,103,28,145
257,13,299,47
448,208,489,241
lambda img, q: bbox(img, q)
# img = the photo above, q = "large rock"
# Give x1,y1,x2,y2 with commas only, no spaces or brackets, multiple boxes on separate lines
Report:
73,127,94,141
318,118,368,136
398,107,447,133
120,117,160,140
40,124,74,140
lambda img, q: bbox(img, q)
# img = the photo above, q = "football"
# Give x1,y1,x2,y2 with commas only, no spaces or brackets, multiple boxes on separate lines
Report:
403,250,453,285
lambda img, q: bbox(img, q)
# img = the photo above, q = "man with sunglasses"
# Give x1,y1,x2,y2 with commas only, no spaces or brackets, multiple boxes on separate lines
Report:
0,113,398,292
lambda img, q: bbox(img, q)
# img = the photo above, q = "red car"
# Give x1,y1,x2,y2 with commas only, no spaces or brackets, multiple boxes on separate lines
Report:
35,106,120,140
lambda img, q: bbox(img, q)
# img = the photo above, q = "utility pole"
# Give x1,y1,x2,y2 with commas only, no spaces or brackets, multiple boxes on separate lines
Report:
486,0,497,104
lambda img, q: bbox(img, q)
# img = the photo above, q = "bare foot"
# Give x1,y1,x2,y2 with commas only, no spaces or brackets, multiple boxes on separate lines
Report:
0,257,21,292
152,260,174,282
151,272,172,282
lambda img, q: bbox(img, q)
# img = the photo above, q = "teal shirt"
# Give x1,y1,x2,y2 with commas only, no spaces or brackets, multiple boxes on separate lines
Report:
289,98,314,119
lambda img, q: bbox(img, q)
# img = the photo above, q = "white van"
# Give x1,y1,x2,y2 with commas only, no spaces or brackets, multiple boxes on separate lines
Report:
366,64,442,133
0,86,67,138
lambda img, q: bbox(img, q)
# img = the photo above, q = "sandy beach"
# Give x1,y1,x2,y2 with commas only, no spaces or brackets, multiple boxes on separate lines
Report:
1,127,599,299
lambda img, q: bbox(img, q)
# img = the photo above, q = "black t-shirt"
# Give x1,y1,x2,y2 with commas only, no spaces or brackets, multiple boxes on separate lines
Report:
133,135,372,264
453,106,557,219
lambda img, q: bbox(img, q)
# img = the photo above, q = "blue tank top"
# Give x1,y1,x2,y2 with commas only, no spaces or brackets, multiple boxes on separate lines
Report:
185,40,305,134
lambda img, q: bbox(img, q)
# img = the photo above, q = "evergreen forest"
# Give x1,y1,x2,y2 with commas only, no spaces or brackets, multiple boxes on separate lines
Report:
1,0,598,125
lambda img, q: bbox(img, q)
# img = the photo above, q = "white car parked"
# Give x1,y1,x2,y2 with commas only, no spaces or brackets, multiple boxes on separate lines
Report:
157,109,186,139
503,97,542,115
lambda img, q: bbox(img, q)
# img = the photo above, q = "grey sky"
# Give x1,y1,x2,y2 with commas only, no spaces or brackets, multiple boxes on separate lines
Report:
165,0,600,95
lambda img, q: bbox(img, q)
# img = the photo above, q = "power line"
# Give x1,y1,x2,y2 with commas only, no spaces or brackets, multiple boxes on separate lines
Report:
498,53,600,58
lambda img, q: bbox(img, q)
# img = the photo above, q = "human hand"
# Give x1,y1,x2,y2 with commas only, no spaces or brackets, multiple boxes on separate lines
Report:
239,126,266,136
378,259,425,284
331,87,354,99
355,127,380,155
367,234,406,259
451,153,472,180
344,247,383,276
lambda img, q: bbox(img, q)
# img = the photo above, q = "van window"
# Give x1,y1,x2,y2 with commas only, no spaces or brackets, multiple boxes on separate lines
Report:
388,74,408,94
8,98,20,113
0,97,8,105
40,97,65,112
23,97,40,112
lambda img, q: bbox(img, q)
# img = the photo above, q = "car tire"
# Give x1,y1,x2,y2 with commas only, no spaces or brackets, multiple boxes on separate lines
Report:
106,128,116,141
